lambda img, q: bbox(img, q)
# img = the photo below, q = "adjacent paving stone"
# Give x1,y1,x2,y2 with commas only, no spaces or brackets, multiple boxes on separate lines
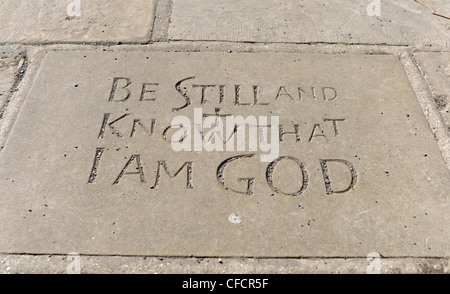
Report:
0,0,155,43
414,52,450,131
0,51,448,257
0,61,15,107
1,254,448,274
0,55,24,114
168,0,450,46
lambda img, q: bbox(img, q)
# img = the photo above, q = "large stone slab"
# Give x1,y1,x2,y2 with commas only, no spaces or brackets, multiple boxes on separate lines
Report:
0,0,155,43
414,52,450,131
0,51,448,257
167,0,450,46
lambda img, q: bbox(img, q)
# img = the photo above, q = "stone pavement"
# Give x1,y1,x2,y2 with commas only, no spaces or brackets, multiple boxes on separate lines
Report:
0,0,448,274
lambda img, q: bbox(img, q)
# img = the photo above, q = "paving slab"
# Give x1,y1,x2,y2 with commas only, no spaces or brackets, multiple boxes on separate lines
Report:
0,0,155,43
1,254,448,274
0,53,26,117
167,0,450,46
0,58,16,107
414,52,450,132
0,51,448,258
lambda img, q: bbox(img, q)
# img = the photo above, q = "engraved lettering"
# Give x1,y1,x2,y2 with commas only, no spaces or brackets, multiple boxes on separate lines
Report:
98,113,111,139
87,147,105,183
217,154,255,195
193,84,216,104
203,114,225,152
193,108,203,151
202,108,232,151
298,87,306,100
238,178,254,195
219,85,225,104
98,113,131,138
311,87,318,100
163,124,189,144
225,115,258,152
298,87,319,100
234,85,250,106
309,123,328,142
108,77,131,102
168,115,192,152
320,159,358,195
275,86,294,101
324,118,345,136
203,108,232,122
279,124,301,142
322,87,338,101
130,119,156,138
173,76,195,112
113,154,146,185
253,86,269,106
140,83,159,101
150,161,193,189
266,156,308,196
258,116,280,162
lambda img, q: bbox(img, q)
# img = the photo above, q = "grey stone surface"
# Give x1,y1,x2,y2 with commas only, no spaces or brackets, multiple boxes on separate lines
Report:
0,52,27,136
0,54,24,110
0,0,156,43
0,51,448,258
152,0,173,42
168,0,450,46
414,52,450,132
0,1,449,274
1,254,448,274
0,63,14,108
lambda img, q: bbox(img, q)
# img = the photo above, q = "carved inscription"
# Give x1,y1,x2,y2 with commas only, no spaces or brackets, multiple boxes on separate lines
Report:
107,76,340,110
266,156,309,196
87,76,358,196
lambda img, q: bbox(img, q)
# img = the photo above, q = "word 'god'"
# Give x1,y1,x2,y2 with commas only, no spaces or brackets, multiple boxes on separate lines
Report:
88,152,358,196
